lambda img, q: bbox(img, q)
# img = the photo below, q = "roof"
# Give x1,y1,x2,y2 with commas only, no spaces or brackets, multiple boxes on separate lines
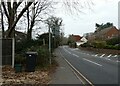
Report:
95,26,119,36
71,34,81,42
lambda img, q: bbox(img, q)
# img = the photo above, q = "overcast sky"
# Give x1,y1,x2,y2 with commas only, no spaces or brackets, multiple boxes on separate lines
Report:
53,0,119,37
2,0,119,38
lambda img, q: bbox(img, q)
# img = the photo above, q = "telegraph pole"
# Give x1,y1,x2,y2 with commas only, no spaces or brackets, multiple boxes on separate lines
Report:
49,25,51,65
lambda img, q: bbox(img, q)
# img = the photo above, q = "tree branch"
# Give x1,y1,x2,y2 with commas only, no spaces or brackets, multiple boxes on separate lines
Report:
7,2,33,37
1,2,9,20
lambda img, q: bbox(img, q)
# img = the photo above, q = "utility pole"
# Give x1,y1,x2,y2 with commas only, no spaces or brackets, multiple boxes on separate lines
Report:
49,25,51,65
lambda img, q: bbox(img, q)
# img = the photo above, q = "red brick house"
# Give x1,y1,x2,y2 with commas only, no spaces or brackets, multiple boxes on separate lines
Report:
94,26,119,40
71,34,82,42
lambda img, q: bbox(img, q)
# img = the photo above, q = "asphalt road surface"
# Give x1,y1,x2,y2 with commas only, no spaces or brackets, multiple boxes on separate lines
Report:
58,46,119,85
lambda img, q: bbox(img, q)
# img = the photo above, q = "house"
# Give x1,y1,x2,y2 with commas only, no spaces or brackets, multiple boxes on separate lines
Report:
69,34,88,46
94,26,119,40
71,34,81,42
76,37,88,46
84,32,95,41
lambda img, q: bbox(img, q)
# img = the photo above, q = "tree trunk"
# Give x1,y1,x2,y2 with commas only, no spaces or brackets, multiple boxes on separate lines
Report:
0,3,5,38
27,2,35,41
27,18,35,40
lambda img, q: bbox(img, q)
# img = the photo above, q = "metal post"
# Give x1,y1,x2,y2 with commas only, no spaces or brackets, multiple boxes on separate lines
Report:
49,26,51,65
12,38,15,68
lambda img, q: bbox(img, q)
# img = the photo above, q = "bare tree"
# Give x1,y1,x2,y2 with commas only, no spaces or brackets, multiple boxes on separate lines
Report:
1,0,33,38
62,0,94,15
25,0,55,40
45,16,63,47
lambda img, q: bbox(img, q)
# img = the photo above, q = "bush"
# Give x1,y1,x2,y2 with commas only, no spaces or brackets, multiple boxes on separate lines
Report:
106,37,120,45
105,45,120,50
15,40,40,54
36,46,50,67
15,54,26,64
91,41,106,48
80,42,92,47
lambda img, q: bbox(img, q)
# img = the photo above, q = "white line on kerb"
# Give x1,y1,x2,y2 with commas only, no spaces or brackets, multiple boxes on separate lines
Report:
83,58,102,67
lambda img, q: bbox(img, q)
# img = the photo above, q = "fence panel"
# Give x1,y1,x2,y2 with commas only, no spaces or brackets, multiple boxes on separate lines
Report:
2,39,13,65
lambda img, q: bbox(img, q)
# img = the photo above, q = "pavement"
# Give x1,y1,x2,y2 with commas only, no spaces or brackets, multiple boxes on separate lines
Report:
50,48,81,84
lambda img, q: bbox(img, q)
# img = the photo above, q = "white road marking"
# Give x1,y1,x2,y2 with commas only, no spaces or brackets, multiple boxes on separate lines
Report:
59,51,94,85
113,55,118,57
116,60,120,62
63,47,72,54
95,54,98,57
83,58,102,67
66,50,71,54
87,54,90,55
72,54,79,58
107,54,112,58
71,48,79,51
100,54,105,58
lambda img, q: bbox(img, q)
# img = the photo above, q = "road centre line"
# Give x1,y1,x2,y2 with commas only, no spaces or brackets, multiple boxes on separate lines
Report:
83,58,102,67
72,54,79,58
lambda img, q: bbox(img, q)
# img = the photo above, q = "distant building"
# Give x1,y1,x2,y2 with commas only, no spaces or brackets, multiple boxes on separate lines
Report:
84,32,95,41
70,34,88,46
94,26,119,40
76,37,88,46
71,34,82,42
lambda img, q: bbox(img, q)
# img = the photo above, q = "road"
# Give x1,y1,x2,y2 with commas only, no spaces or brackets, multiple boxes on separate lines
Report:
58,46,119,85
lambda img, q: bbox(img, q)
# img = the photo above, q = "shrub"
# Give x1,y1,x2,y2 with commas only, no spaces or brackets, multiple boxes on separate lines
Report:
105,45,120,50
106,37,120,45
36,46,50,67
15,54,26,64
80,42,92,47
91,41,106,48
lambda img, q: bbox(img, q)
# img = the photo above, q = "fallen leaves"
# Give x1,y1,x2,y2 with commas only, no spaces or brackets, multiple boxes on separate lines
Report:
1,65,51,85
